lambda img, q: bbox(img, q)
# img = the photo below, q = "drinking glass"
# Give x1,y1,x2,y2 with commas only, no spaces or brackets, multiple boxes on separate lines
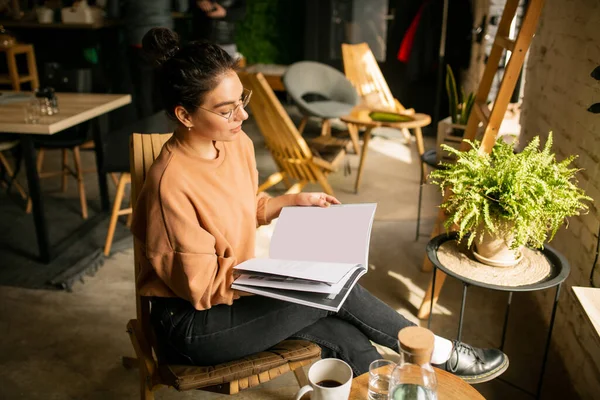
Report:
368,359,395,400
24,99,41,123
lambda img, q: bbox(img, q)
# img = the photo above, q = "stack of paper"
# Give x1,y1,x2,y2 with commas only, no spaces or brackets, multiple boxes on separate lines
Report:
232,203,377,312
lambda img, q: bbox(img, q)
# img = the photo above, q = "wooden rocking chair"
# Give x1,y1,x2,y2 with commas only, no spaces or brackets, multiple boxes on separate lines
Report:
341,42,415,143
341,42,408,113
124,133,321,399
341,42,431,187
239,72,349,196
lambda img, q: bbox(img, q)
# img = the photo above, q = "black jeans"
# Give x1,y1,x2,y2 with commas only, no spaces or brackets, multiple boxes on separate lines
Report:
151,285,415,376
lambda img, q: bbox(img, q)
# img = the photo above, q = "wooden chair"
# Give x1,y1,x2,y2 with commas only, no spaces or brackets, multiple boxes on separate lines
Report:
239,72,349,196
341,42,430,190
341,42,413,143
103,172,131,256
0,140,30,212
0,44,39,91
35,144,88,219
341,42,407,114
33,68,94,220
125,132,321,399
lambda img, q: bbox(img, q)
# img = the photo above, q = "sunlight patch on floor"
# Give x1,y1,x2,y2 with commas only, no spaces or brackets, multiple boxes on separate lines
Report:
367,136,413,164
387,270,453,317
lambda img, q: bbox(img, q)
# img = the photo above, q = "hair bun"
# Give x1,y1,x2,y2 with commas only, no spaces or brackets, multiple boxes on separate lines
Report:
142,27,180,66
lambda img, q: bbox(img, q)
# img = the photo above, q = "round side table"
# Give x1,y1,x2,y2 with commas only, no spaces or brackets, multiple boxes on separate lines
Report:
426,233,570,399
340,107,431,193
350,366,484,399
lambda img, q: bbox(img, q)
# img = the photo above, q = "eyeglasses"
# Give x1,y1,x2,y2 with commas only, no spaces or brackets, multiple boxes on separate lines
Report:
198,88,252,123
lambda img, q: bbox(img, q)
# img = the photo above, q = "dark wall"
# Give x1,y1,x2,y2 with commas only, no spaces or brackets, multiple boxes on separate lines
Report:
302,0,474,136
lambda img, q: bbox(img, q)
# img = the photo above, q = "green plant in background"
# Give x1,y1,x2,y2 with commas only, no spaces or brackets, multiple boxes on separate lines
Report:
446,65,475,126
235,0,303,64
430,133,591,250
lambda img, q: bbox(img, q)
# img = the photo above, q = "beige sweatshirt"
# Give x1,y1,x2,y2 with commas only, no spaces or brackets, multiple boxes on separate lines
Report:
130,132,271,310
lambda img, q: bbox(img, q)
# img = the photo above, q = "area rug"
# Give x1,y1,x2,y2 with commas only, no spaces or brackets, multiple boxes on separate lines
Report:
0,191,132,291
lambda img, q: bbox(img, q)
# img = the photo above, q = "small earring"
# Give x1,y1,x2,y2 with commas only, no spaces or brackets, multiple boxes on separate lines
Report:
188,126,192,131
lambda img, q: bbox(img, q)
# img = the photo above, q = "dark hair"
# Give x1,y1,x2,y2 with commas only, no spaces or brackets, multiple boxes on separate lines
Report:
142,27,238,121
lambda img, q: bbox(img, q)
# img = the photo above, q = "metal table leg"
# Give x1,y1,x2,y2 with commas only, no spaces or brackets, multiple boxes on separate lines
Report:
93,116,109,211
428,267,437,330
500,291,513,351
416,163,424,241
457,283,469,342
20,136,51,262
536,284,562,399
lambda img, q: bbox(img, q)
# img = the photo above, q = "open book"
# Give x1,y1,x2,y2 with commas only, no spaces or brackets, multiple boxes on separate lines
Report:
232,203,377,311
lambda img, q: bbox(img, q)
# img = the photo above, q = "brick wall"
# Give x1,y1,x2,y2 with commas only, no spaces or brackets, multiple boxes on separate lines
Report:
520,0,600,398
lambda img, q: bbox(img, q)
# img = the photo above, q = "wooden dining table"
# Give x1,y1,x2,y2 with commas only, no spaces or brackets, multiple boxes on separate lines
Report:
0,92,131,263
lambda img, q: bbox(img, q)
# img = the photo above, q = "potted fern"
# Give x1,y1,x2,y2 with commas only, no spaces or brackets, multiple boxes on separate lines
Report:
436,65,476,163
430,134,591,267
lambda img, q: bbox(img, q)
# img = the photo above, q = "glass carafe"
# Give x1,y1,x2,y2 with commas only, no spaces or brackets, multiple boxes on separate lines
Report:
388,326,438,400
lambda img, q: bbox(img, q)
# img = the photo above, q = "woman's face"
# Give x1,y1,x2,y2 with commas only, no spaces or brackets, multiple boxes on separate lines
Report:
187,70,249,142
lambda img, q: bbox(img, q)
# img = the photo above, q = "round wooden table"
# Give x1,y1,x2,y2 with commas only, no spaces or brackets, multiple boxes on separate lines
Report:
349,366,484,400
340,107,431,193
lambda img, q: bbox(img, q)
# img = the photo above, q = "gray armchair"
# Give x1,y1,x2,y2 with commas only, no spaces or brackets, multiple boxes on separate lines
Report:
283,61,359,136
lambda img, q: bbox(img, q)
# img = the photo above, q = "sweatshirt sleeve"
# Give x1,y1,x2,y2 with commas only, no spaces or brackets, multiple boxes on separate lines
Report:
138,183,238,310
256,191,271,226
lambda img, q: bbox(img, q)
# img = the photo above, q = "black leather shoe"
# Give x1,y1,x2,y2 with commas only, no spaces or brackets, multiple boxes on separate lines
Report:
433,341,509,384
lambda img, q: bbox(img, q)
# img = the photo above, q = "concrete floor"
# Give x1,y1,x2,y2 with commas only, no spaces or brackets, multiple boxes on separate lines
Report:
0,111,578,400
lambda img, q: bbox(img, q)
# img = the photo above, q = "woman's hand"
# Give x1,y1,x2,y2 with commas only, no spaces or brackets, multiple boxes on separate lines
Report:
294,192,341,208
197,0,213,12
197,1,227,18
207,3,227,18
263,192,342,224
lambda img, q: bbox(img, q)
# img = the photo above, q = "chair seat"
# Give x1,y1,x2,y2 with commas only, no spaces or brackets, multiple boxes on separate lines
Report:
284,61,359,121
298,100,356,119
33,127,92,149
159,340,321,391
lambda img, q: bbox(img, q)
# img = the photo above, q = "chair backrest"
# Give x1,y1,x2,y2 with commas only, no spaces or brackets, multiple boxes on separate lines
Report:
341,42,405,112
130,133,173,334
104,112,173,173
239,72,323,183
282,61,359,106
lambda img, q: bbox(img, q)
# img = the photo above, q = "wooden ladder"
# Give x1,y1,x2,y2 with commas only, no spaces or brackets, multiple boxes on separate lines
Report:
417,0,547,319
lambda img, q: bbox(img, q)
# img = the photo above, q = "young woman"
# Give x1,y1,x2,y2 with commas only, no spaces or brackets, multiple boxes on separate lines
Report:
131,27,509,382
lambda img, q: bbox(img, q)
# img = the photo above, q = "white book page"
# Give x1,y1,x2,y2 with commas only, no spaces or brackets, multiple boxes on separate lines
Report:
269,203,377,267
234,258,360,284
233,274,345,294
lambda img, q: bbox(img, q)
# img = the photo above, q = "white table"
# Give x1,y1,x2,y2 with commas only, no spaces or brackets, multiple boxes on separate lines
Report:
0,92,131,262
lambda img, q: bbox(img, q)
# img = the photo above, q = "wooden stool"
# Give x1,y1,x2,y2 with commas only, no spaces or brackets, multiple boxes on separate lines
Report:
0,44,39,91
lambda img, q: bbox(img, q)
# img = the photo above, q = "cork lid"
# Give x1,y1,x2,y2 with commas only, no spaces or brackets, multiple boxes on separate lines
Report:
397,326,435,365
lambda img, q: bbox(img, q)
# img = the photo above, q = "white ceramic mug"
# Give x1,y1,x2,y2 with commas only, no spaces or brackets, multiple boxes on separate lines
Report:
295,358,353,400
